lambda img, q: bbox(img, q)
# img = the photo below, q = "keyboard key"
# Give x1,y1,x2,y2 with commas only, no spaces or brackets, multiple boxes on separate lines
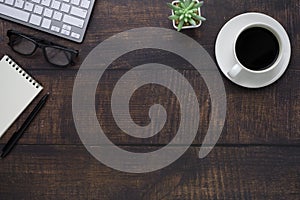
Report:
24,2,34,11
41,18,51,29
71,32,80,39
53,11,62,21
34,5,43,15
81,0,90,9
70,6,87,18
43,8,53,18
32,0,41,3
63,14,84,28
71,0,80,6
4,0,14,6
14,0,24,8
61,29,70,36
29,14,42,26
62,24,71,31
41,0,51,7
51,0,61,10
0,3,29,22
61,3,70,13
51,25,60,32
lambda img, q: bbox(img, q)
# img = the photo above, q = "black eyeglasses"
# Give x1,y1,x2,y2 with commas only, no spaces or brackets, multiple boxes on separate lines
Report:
7,30,79,67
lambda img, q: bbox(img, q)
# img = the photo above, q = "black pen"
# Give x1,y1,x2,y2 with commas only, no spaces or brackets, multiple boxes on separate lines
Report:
1,93,49,159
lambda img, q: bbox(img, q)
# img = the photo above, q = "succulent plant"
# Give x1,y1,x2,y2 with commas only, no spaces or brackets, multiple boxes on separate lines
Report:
167,0,206,31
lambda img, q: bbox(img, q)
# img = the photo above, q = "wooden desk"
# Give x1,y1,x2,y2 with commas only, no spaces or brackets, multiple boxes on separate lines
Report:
0,0,299,199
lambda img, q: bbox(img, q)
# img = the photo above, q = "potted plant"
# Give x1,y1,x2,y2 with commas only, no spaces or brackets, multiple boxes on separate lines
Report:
167,0,206,31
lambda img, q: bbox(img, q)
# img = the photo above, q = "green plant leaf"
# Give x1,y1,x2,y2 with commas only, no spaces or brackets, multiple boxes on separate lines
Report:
190,8,198,12
168,15,180,20
184,13,192,19
184,0,192,8
191,13,206,21
167,3,181,11
189,18,196,26
187,9,194,14
180,1,186,8
191,12,199,18
193,1,204,9
198,16,206,21
177,20,184,31
179,14,185,20
186,1,195,11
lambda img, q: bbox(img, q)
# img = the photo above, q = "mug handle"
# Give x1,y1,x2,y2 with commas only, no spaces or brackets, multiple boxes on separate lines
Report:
228,64,242,78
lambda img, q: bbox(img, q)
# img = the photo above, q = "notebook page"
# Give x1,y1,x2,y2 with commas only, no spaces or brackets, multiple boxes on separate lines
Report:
0,55,43,138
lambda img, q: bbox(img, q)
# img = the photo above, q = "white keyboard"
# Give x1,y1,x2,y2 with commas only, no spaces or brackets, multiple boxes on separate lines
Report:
0,0,95,43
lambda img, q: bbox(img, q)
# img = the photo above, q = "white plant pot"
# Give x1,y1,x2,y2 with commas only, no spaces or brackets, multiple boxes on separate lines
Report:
171,0,202,30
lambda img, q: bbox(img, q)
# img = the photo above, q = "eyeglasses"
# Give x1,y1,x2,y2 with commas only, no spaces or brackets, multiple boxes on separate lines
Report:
7,30,79,67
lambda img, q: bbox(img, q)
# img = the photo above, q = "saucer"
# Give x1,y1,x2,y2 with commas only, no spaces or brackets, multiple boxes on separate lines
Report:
215,12,291,88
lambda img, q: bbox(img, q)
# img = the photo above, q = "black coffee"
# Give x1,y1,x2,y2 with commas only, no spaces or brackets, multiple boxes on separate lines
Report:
235,27,279,71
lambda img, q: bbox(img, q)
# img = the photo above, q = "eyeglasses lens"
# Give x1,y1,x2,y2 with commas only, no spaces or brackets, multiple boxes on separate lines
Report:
44,47,72,66
10,34,36,55
8,30,78,67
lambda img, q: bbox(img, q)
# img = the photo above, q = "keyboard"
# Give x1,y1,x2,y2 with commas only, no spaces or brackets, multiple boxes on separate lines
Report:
0,0,95,43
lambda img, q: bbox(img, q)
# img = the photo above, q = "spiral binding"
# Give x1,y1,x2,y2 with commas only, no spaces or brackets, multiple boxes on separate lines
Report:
4,55,41,89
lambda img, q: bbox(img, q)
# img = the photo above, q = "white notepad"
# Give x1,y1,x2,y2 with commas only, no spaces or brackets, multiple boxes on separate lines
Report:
0,55,43,138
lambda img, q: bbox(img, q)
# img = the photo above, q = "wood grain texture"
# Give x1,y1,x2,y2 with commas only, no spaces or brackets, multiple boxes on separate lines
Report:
0,0,299,199
0,146,299,200
0,69,299,145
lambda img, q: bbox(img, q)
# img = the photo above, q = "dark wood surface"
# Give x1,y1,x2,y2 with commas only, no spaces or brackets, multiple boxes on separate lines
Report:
0,0,299,199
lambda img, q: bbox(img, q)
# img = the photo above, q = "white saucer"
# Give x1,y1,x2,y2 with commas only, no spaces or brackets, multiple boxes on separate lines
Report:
215,12,291,88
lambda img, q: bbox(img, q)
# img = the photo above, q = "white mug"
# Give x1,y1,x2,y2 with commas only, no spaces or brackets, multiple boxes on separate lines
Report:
228,23,283,78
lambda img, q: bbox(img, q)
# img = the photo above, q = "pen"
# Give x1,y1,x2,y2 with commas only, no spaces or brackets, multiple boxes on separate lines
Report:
1,93,49,159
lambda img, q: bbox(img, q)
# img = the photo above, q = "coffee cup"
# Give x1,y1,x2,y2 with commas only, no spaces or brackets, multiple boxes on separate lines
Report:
228,23,283,78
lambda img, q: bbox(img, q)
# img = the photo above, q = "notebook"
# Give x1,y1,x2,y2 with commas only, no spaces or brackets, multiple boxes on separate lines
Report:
0,55,43,138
